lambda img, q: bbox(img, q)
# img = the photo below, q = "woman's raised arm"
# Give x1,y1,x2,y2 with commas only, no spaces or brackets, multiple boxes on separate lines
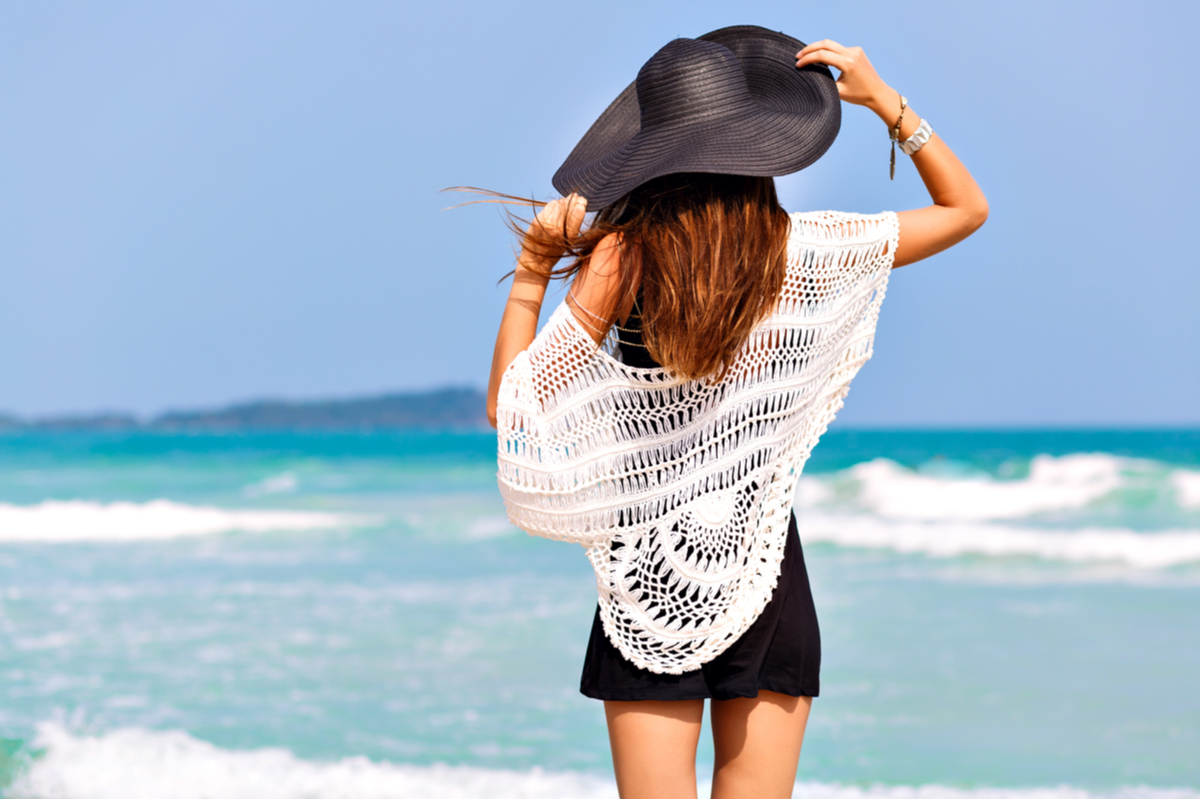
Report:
796,40,988,267
486,194,587,428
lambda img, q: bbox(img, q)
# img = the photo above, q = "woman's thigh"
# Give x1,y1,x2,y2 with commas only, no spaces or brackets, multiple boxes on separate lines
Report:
604,699,705,799
710,691,812,799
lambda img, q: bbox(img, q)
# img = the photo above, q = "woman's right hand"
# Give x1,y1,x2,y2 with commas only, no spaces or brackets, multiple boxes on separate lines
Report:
519,193,588,278
488,192,588,428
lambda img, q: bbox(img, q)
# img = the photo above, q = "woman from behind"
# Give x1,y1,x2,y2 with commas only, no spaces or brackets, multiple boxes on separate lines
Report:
485,27,986,800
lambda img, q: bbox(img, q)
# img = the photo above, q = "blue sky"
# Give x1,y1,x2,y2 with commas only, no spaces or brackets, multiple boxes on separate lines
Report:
1,0,1196,425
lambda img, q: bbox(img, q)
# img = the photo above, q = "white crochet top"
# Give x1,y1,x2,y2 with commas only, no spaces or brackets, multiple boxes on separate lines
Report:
496,210,898,674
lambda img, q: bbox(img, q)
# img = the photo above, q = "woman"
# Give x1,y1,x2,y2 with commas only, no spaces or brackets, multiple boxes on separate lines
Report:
485,27,986,799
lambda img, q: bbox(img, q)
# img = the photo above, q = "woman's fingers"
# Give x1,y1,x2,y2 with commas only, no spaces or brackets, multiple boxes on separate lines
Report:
796,39,850,59
796,49,851,72
565,193,588,235
794,42,885,107
534,193,587,235
521,193,588,270
534,196,568,231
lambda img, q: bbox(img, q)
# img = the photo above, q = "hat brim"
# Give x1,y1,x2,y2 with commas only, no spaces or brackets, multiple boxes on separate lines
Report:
552,26,841,209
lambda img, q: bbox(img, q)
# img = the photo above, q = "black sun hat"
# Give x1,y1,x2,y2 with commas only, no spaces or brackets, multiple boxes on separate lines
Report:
552,25,841,210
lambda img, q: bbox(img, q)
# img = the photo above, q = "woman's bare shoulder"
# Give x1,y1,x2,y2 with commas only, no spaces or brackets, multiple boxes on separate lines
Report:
588,232,623,277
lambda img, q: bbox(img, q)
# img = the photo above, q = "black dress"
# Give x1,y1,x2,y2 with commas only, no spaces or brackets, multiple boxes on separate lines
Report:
578,305,822,701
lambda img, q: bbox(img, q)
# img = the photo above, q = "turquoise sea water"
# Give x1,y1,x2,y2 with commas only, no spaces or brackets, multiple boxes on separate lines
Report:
1,429,1199,797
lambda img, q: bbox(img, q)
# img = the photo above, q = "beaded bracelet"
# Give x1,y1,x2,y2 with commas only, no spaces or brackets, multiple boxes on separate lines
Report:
889,95,907,180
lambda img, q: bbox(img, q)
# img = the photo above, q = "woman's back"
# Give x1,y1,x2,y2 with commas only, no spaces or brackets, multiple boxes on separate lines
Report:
496,208,897,674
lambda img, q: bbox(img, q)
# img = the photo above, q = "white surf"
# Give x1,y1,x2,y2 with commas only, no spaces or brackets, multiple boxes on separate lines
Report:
9,723,1192,800
0,499,368,543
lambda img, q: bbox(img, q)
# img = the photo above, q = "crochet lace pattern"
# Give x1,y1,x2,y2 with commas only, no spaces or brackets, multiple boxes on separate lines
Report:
497,210,898,674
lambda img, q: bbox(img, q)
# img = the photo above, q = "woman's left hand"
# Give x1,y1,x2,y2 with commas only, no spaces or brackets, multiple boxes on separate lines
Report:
797,39,989,270
795,40,891,112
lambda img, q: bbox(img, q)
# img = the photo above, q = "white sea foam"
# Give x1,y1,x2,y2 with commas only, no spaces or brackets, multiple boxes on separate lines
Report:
9,723,1194,799
837,455,1123,521
789,783,1196,799
797,512,1200,569
10,722,616,799
0,500,367,543
1172,470,1200,510
795,476,833,507
243,472,299,497
466,515,518,539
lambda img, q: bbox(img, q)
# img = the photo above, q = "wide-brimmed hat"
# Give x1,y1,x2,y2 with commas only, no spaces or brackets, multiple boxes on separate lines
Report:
552,25,840,210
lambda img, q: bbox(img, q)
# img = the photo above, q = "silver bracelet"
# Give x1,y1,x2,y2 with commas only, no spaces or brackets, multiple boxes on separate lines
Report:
899,118,933,156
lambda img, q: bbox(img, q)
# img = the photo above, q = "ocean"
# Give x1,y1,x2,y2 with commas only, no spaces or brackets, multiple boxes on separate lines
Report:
1,428,1198,798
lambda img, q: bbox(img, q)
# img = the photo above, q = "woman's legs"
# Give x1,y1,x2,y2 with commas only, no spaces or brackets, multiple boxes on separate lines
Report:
710,691,812,799
603,692,811,799
604,699,705,798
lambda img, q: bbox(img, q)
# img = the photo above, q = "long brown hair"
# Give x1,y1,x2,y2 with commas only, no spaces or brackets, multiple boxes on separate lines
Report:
488,173,791,381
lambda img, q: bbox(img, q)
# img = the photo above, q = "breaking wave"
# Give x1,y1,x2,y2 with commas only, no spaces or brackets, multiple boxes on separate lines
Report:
784,453,1200,568
0,500,369,543
8,723,613,799
1173,470,1200,509
797,513,1200,569
7,723,1193,799
803,454,1126,522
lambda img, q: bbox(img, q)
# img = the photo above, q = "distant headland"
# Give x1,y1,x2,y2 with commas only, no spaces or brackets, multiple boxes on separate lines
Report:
0,387,490,432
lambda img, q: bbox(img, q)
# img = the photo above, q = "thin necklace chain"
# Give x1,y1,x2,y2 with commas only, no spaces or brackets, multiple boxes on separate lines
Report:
568,288,645,334
570,307,647,348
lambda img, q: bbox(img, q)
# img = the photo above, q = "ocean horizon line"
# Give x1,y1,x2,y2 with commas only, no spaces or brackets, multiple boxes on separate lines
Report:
3,386,1199,433
0,386,491,433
